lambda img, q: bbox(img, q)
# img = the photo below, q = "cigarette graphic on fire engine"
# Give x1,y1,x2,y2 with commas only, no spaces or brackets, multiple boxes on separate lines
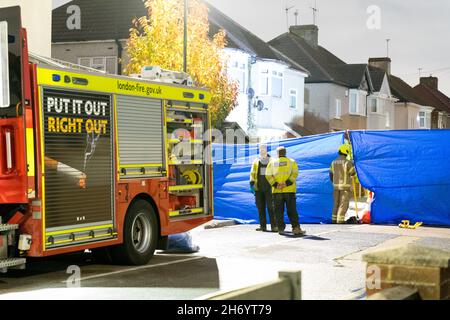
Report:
56,162,84,178
45,157,87,189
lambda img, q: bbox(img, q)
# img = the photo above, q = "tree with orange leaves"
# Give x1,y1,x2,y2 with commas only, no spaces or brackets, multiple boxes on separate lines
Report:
125,0,238,127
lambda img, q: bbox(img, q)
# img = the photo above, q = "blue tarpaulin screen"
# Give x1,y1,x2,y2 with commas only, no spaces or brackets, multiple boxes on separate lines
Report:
350,130,450,226
212,132,345,224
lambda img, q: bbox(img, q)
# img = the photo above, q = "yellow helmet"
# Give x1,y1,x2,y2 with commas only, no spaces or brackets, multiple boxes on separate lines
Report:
339,144,350,155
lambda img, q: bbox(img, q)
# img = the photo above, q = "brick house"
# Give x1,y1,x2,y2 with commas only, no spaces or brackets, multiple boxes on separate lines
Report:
413,76,450,129
269,25,375,134
369,58,434,130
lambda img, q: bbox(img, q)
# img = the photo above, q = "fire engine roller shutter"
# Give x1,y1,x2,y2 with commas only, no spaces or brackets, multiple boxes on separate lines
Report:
42,88,114,230
116,95,164,177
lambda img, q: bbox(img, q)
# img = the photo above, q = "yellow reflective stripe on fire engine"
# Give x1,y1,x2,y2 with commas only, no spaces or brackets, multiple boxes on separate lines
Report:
208,109,214,216
119,163,163,169
169,159,203,165
169,184,203,192
36,67,211,104
46,233,117,246
26,128,35,177
166,117,193,124
45,224,114,237
119,163,164,176
167,105,207,112
169,208,204,217
163,102,169,176
38,86,47,251
113,95,121,181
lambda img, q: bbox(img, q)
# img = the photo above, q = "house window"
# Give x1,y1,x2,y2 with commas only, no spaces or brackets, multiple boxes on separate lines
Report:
78,56,117,74
438,113,444,129
385,111,391,128
360,94,368,116
419,112,426,128
260,69,269,95
369,98,378,113
230,61,246,93
349,91,358,114
289,89,298,109
335,99,342,119
419,111,431,129
271,71,283,98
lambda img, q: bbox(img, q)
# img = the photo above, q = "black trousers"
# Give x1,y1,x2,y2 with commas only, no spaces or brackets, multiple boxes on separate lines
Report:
255,190,276,229
273,193,300,231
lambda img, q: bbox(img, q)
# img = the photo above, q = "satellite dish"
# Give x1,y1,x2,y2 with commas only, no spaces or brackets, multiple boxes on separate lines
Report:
247,88,255,99
256,100,264,111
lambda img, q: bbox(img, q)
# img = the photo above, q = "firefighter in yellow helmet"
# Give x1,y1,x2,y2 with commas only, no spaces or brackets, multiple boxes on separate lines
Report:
330,144,356,224
266,146,305,236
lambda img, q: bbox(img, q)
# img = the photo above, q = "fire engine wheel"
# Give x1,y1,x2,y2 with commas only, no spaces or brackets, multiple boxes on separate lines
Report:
111,199,158,265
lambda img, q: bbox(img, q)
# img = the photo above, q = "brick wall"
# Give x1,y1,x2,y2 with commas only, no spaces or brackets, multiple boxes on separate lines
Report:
364,245,450,300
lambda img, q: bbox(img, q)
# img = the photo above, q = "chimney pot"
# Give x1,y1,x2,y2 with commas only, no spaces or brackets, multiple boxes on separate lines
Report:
289,25,319,48
420,76,438,90
369,57,392,75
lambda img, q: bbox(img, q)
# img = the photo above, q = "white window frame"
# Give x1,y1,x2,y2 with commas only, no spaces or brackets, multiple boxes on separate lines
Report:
349,91,358,115
230,60,246,93
438,112,444,129
289,89,298,109
418,110,431,129
271,71,283,99
419,111,426,128
349,90,367,116
260,69,269,96
77,56,118,74
369,97,378,114
334,99,342,119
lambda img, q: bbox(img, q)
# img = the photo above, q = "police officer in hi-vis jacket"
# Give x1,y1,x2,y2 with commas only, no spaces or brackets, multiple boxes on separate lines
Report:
266,147,305,236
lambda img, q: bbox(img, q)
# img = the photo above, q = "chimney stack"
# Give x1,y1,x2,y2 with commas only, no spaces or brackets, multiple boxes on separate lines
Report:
420,76,438,90
289,25,319,48
368,57,392,75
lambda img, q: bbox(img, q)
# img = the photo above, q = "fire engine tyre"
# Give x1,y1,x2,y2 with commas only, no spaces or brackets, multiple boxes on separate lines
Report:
111,200,158,265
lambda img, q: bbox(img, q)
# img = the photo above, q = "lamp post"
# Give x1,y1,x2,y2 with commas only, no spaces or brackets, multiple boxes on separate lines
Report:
183,0,188,73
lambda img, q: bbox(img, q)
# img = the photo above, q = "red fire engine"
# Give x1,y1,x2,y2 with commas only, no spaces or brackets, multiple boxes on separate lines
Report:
0,6,213,271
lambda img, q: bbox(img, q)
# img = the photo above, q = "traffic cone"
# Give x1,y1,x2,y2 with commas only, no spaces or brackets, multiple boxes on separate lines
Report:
361,192,372,224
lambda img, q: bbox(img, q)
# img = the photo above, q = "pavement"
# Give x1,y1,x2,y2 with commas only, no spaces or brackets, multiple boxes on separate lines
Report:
0,222,449,300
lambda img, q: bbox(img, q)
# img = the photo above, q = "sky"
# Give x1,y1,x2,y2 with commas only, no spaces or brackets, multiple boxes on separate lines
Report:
53,0,450,96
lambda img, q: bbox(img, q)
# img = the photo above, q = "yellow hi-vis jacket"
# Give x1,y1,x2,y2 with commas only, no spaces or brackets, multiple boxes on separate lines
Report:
249,157,271,192
266,156,299,194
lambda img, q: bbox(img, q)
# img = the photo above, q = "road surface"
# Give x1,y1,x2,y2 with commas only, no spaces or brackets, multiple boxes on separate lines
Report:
0,223,449,300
